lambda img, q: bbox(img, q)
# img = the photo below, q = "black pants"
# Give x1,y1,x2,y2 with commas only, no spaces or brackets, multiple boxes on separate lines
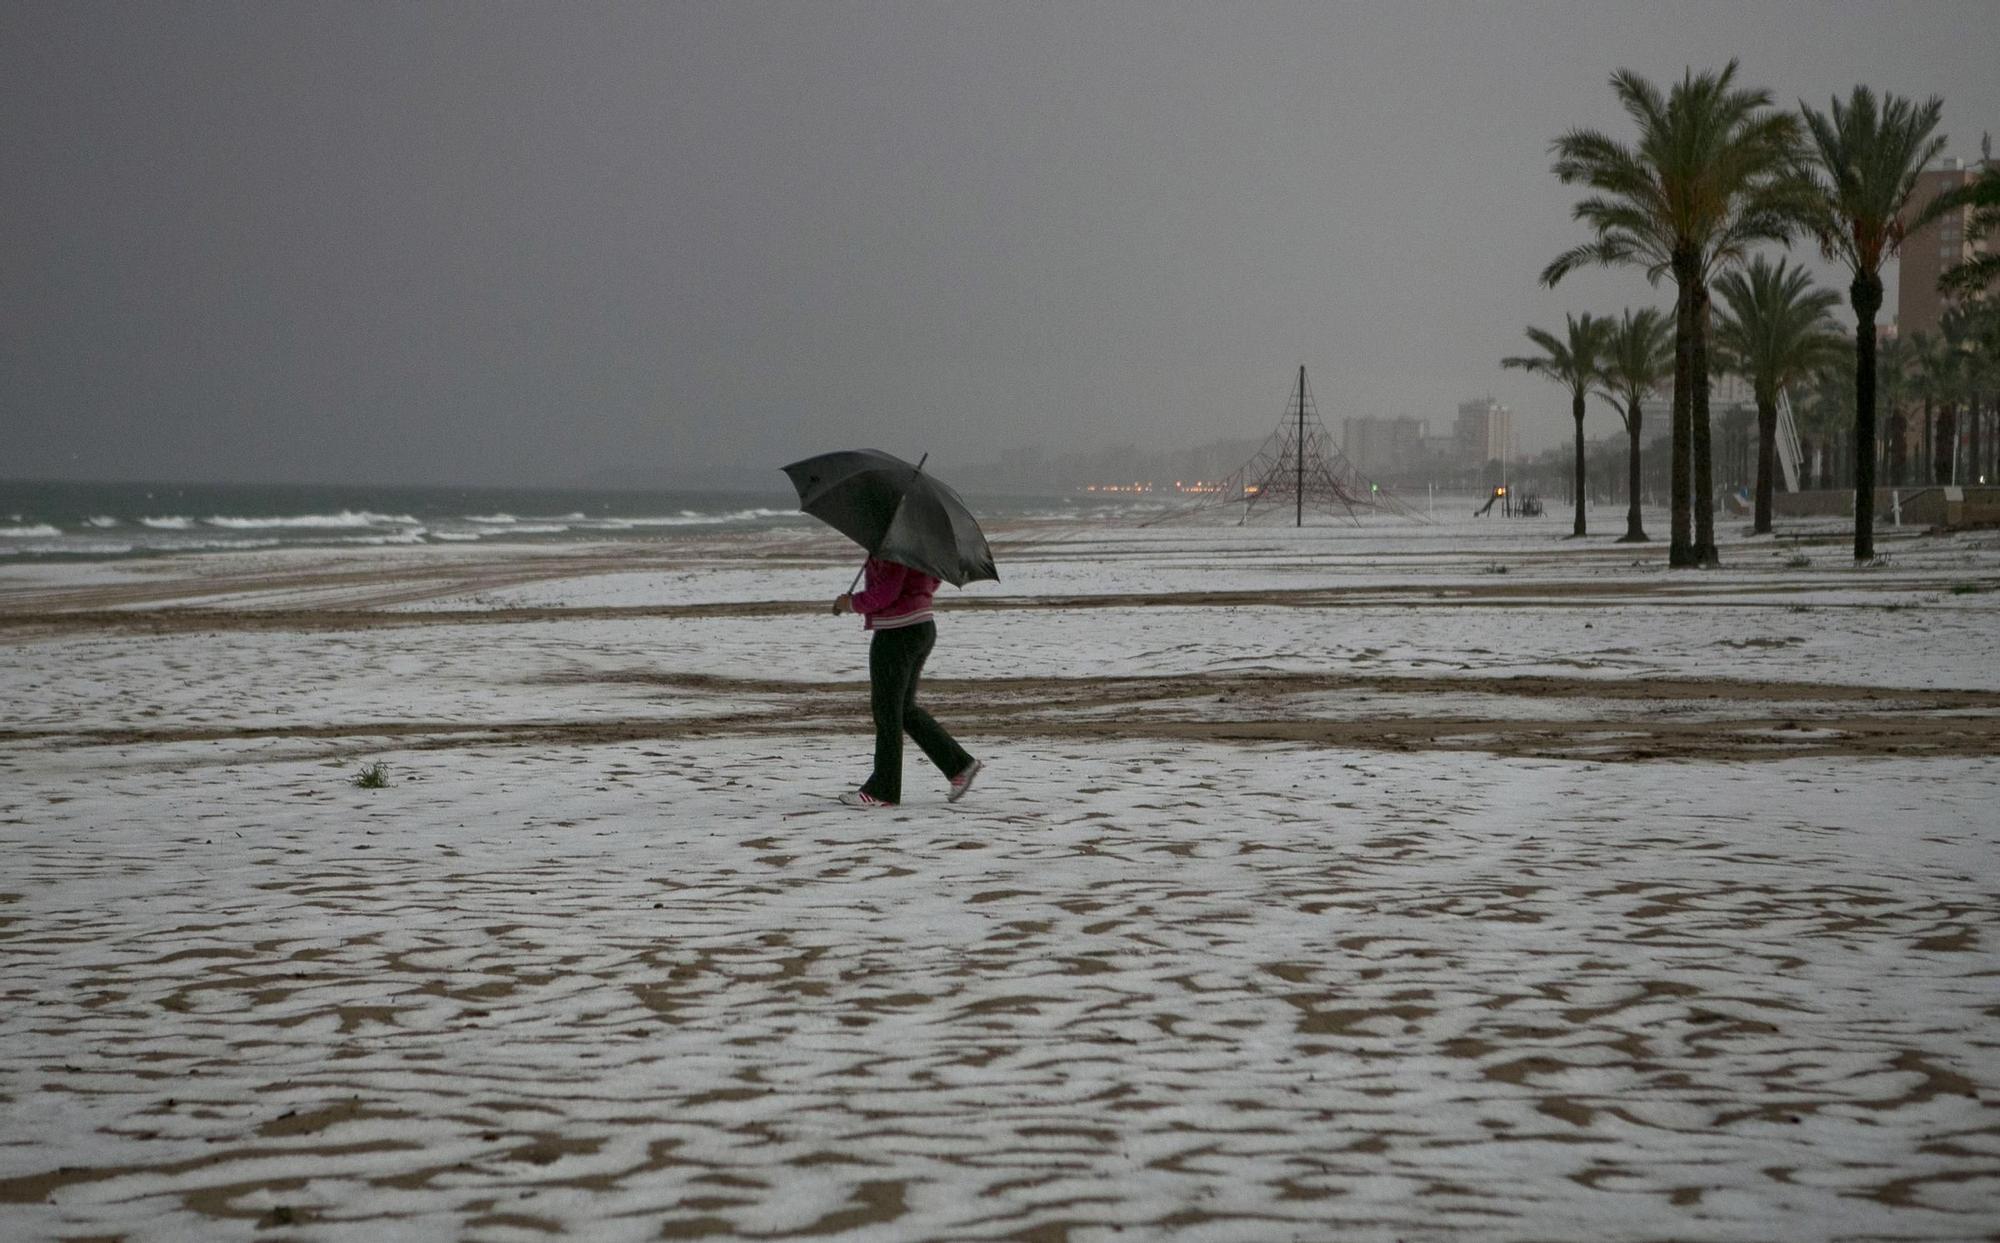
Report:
859,621,971,805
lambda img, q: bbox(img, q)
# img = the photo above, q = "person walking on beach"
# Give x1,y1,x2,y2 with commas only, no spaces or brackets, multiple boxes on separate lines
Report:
833,556,981,808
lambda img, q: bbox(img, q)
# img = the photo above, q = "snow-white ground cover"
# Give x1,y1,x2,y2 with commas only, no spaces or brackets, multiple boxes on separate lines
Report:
4,590,1996,741
2,516,1997,1241
379,511,1998,612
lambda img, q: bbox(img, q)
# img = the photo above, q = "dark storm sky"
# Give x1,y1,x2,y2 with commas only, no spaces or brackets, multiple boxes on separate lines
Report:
4,2,1996,487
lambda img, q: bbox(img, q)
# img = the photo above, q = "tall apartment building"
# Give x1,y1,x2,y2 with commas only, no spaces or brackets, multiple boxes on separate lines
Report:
1455,398,1513,467
1342,415,1429,475
1898,154,1999,338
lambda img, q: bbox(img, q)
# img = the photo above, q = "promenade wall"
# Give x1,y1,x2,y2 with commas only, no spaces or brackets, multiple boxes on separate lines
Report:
1773,486,2000,527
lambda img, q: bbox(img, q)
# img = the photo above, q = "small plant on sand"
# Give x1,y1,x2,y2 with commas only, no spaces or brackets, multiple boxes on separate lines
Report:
1483,563,1510,574
1783,553,1811,569
352,761,390,789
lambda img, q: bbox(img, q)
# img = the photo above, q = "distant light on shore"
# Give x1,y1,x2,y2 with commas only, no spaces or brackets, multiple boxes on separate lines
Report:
1080,480,1234,495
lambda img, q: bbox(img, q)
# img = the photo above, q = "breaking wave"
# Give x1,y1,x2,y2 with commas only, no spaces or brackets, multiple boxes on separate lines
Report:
202,511,420,529
591,508,793,528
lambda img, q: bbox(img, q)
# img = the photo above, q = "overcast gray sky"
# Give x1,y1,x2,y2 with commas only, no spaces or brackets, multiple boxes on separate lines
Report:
4,1,1996,487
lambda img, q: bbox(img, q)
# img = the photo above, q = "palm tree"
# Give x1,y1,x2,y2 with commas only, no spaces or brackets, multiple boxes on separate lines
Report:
1938,307,1988,485
1909,331,1954,485
1596,307,1674,541
1795,86,1952,560
1543,61,1802,568
1504,314,1613,537
1712,256,1844,533
1962,302,2000,484
1941,304,2000,487
1804,354,1855,489
1877,333,1912,485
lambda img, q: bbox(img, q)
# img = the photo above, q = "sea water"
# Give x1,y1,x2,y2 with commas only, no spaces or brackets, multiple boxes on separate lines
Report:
0,479,1114,560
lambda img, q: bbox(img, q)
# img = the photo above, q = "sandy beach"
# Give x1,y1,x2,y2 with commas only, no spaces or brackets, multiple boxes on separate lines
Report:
3,511,1998,1241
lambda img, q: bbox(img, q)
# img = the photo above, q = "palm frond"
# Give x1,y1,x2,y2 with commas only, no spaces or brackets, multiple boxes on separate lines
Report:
1503,315,1613,402
1798,86,1949,275
1598,305,1675,421
1543,61,1803,301
1710,254,1846,398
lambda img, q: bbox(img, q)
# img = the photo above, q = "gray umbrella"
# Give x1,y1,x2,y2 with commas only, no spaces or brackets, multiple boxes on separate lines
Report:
781,449,998,587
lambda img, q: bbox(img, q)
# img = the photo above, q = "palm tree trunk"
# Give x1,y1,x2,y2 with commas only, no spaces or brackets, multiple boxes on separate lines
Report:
1940,404,1959,484
1976,397,1992,485
1571,390,1587,537
1923,398,1935,484
1930,405,1943,484
1670,257,1697,566
1851,276,1882,562
1754,391,1776,534
1691,281,1719,566
1976,403,1992,491
1621,400,1647,541
1888,410,1907,486
1969,396,1982,487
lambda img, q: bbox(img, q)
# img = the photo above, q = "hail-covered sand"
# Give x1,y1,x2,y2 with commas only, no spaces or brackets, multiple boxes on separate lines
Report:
3,510,1997,1241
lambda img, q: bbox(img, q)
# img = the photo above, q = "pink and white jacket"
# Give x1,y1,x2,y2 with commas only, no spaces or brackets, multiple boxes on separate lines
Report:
851,558,938,631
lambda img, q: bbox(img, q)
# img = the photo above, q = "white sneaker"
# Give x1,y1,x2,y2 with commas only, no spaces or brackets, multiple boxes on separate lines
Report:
839,790,895,808
947,759,983,803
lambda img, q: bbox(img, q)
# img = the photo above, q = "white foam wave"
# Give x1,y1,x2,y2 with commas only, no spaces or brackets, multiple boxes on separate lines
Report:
141,516,195,530
468,512,586,528
155,537,287,552
479,523,570,535
203,511,419,530
0,524,63,538
0,540,135,556
591,507,794,528
87,516,122,528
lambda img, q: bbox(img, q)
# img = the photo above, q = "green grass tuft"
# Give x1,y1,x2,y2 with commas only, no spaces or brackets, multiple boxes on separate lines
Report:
352,761,391,789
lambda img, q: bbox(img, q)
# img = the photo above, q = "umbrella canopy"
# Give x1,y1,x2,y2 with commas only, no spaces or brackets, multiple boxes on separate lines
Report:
782,449,997,586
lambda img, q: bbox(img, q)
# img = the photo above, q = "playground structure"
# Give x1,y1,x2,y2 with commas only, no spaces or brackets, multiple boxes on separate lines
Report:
1473,485,1542,518
1144,366,1424,527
